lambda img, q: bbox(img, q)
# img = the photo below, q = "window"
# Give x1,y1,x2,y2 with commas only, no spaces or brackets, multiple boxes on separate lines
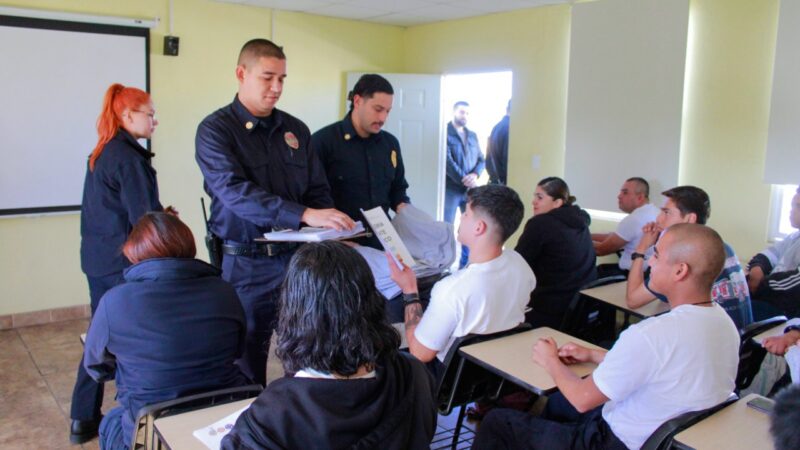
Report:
769,184,799,241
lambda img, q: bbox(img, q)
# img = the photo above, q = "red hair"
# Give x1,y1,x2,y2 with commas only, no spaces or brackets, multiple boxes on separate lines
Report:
89,83,151,171
123,212,196,264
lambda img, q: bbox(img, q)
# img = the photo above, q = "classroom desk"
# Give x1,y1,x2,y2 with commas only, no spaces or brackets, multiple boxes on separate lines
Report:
753,318,796,344
392,322,408,349
154,398,254,450
459,327,604,395
580,281,670,319
673,393,773,450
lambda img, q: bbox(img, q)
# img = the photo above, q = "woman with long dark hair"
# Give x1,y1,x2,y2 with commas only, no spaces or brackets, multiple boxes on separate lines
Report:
222,241,437,450
515,177,597,328
71,83,170,444
83,212,248,449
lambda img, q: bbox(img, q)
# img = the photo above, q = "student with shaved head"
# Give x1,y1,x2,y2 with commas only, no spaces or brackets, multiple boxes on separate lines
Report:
473,224,739,450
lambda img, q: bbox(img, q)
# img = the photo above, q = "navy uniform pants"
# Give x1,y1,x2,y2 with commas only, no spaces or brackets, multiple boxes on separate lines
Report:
472,401,627,450
71,272,124,421
444,185,470,269
222,253,289,386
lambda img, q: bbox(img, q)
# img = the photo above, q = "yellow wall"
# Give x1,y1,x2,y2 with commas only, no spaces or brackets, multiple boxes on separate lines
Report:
0,0,783,315
679,0,779,259
0,0,404,315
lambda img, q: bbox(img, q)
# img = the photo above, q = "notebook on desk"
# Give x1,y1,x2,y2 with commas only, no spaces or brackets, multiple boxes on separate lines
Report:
262,221,366,242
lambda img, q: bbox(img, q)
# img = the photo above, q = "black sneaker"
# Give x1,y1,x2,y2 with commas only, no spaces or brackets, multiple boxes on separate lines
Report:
69,417,102,445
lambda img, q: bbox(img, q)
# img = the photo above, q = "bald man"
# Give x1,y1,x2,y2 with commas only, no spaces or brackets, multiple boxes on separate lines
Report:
473,224,739,450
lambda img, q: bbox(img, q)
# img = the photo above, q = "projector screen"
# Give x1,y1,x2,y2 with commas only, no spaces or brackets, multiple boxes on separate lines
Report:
0,14,149,216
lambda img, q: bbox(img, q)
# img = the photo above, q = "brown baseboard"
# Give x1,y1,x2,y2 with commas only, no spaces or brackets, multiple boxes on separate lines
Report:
0,304,91,330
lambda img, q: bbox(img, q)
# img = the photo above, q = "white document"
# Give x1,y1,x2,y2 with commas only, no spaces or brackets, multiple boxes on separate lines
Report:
262,221,365,242
192,405,249,449
360,207,416,268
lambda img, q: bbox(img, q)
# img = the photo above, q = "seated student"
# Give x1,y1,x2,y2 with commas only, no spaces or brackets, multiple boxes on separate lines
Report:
515,177,597,328
387,184,536,377
771,384,800,450
83,212,249,450
592,177,660,278
472,223,740,450
625,186,753,330
747,186,800,320
222,241,437,450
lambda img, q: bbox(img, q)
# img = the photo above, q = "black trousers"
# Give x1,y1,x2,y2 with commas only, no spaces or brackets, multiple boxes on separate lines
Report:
472,400,627,450
222,253,290,386
70,272,124,421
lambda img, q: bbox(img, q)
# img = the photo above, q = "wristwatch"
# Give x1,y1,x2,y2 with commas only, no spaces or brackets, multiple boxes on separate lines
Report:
784,324,800,334
631,252,646,261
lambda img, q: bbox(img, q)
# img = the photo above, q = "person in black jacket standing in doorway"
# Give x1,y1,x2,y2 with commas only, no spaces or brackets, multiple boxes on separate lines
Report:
515,177,597,328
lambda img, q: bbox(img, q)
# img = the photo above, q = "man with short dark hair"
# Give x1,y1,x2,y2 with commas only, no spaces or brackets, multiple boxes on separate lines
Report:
312,74,410,249
486,100,510,185
747,186,800,319
388,185,536,376
771,384,800,450
593,177,659,276
195,38,354,385
626,185,753,330
445,101,485,268
473,223,740,450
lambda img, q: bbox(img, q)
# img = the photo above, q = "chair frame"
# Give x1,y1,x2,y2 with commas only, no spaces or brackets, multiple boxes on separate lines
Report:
735,315,787,392
640,393,739,450
560,275,627,345
435,323,533,449
130,384,263,450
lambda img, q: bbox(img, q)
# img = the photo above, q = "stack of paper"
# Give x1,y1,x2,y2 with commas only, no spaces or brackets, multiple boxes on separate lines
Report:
192,405,249,449
263,221,365,242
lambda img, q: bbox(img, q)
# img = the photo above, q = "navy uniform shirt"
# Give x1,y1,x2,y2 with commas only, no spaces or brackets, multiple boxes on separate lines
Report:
312,112,410,224
445,121,484,193
80,129,163,277
195,96,333,244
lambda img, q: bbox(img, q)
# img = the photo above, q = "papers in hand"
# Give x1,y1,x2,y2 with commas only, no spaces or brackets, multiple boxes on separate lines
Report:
263,221,365,242
360,206,416,268
192,405,248,450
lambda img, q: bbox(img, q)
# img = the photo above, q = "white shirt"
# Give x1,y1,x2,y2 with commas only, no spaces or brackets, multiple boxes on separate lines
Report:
593,303,739,450
615,203,660,269
414,249,536,362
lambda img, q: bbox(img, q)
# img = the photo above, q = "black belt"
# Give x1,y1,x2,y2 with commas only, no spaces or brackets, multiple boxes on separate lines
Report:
221,241,299,258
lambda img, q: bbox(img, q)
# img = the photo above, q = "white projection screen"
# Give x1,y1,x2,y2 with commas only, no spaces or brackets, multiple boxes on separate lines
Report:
0,14,148,215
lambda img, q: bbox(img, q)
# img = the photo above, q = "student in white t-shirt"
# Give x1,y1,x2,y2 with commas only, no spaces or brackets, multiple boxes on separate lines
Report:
472,223,739,450
592,177,660,276
387,184,536,376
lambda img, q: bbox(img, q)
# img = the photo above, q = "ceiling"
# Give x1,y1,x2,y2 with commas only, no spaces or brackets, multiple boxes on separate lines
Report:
214,0,574,27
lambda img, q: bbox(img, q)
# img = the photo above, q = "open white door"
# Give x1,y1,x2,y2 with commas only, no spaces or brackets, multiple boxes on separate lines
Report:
347,72,444,220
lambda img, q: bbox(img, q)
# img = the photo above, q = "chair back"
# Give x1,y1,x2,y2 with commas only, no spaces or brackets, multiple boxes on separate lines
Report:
736,315,787,392
436,323,532,416
130,384,263,450
640,393,739,450
560,275,627,344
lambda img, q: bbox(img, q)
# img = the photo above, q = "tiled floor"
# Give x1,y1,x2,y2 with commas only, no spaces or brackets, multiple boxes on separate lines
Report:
1,319,477,449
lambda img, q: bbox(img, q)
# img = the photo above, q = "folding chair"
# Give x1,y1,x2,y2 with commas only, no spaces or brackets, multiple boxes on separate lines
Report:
735,315,787,392
130,384,263,450
560,275,627,346
435,323,532,449
640,393,739,450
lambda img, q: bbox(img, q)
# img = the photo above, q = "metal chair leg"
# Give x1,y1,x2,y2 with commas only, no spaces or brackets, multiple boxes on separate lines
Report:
452,404,467,449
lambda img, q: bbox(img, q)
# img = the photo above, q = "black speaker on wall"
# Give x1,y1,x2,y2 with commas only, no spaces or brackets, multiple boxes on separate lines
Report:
164,35,179,56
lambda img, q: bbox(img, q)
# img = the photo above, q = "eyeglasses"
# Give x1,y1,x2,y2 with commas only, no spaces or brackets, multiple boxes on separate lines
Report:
133,110,156,120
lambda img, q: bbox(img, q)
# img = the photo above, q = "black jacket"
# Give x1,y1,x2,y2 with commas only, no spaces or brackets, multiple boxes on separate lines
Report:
221,352,437,450
445,122,484,192
515,205,597,319
80,129,162,277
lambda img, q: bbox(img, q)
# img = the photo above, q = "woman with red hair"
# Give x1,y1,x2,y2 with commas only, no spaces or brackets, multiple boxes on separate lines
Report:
83,212,249,450
70,83,170,444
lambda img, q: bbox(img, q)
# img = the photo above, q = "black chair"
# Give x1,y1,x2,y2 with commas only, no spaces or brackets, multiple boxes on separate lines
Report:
640,393,739,450
435,323,533,449
560,275,627,346
130,384,263,450
735,315,787,392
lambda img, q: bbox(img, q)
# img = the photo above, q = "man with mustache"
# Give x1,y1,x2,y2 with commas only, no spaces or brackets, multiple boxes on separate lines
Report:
196,38,354,386
313,74,411,249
